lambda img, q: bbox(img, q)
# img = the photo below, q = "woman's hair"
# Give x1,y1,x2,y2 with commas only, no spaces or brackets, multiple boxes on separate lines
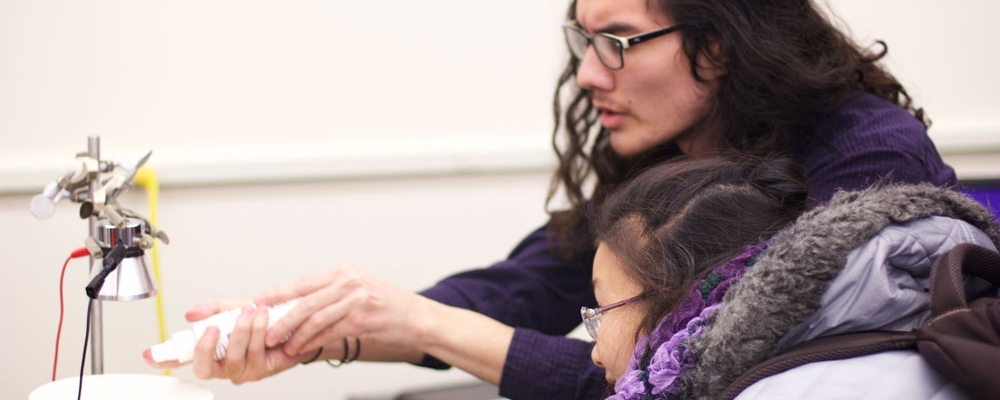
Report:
547,0,925,250
589,155,809,335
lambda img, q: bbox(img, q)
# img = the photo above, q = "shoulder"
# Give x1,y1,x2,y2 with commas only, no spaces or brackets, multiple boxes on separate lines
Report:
801,92,957,168
734,351,970,400
794,92,956,203
802,92,936,159
813,92,924,141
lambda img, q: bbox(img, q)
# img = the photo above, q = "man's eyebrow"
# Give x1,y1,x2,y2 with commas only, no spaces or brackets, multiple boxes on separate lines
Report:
580,20,640,36
594,22,640,36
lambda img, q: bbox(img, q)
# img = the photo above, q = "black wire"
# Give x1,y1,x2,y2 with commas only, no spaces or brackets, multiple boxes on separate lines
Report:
78,299,93,400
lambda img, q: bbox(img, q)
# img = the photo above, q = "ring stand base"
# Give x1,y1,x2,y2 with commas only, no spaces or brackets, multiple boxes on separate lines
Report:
30,373,213,400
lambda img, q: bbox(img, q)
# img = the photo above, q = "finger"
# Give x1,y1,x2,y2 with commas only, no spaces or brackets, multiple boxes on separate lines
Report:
223,305,256,378
281,286,359,355
262,270,351,347
186,299,250,322
254,268,341,307
192,326,223,379
298,328,347,358
142,348,186,369
294,287,372,355
243,306,269,378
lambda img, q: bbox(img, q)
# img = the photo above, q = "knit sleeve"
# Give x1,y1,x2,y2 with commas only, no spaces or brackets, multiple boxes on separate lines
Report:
797,93,957,206
416,223,597,370
499,328,609,400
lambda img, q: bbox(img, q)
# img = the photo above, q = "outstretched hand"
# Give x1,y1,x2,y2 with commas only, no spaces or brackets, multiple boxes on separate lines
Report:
142,299,307,384
254,263,432,359
145,265,516,386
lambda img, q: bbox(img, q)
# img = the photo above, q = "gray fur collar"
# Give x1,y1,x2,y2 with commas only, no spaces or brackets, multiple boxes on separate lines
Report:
673,183,1000,400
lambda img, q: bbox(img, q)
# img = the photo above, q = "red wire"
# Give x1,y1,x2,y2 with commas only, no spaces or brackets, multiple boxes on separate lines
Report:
53,248,90,381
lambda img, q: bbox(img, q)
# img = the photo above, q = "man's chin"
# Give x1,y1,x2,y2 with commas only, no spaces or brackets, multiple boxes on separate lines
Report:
608,136,645,159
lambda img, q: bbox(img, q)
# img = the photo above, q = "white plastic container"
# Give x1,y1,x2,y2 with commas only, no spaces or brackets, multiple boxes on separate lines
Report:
150,299,299,363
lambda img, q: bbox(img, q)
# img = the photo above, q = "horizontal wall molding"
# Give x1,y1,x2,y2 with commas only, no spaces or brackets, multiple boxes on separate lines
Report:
2,127,997,196
0,136,556,195
928,125,1000,180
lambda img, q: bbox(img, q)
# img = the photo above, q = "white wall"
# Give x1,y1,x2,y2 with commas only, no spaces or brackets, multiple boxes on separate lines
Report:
2,1,999,399
817,0,1000,177
0,0,568,187
1,171,555,400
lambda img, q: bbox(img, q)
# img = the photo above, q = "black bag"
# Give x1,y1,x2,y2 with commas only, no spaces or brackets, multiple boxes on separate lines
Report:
721,243,1000,400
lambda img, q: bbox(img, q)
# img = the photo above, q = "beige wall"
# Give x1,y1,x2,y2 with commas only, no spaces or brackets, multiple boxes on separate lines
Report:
2,1,999,399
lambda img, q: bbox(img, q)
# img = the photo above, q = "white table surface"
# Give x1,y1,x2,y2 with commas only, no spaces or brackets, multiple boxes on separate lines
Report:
30,373,213,400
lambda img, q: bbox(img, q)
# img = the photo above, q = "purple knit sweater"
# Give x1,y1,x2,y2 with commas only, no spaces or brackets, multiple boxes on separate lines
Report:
419,92,956,400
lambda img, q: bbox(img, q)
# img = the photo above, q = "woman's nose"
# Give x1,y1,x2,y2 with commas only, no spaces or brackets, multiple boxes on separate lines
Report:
591,343,604,369
575,46,614,92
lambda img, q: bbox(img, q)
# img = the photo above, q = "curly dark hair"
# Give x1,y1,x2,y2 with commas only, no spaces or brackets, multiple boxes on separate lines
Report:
589,155,809,335
546,0,927,252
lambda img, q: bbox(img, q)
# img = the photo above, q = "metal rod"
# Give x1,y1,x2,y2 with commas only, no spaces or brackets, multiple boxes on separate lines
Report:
87,135,105,375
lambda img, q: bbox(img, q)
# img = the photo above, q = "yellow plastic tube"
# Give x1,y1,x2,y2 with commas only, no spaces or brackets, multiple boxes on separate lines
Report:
134,167,171,376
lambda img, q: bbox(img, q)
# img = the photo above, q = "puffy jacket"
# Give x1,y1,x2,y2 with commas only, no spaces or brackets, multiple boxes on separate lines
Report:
610,184,1000,400
734,216,996,400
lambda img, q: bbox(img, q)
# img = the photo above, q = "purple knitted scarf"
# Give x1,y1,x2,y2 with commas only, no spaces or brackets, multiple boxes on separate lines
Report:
607,239,771,400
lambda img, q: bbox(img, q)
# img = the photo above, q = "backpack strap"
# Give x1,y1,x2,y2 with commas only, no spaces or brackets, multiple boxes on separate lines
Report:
719,331,916,400
917,243,1000,400
928,243,1000,316
721,243,1000,400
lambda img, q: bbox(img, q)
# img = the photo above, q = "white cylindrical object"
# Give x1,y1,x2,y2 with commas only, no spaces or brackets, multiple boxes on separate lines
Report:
30,373,212,400
150,298,299,363
29,182,59,219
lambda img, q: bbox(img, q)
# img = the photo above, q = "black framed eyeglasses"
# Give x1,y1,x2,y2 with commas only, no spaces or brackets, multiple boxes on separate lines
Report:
580,292,650,340
562,21,682,70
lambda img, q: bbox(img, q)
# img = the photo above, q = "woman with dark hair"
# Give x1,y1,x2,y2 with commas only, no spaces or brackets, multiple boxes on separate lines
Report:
147,0,957,399
585,156,810,383
590,161,999,399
